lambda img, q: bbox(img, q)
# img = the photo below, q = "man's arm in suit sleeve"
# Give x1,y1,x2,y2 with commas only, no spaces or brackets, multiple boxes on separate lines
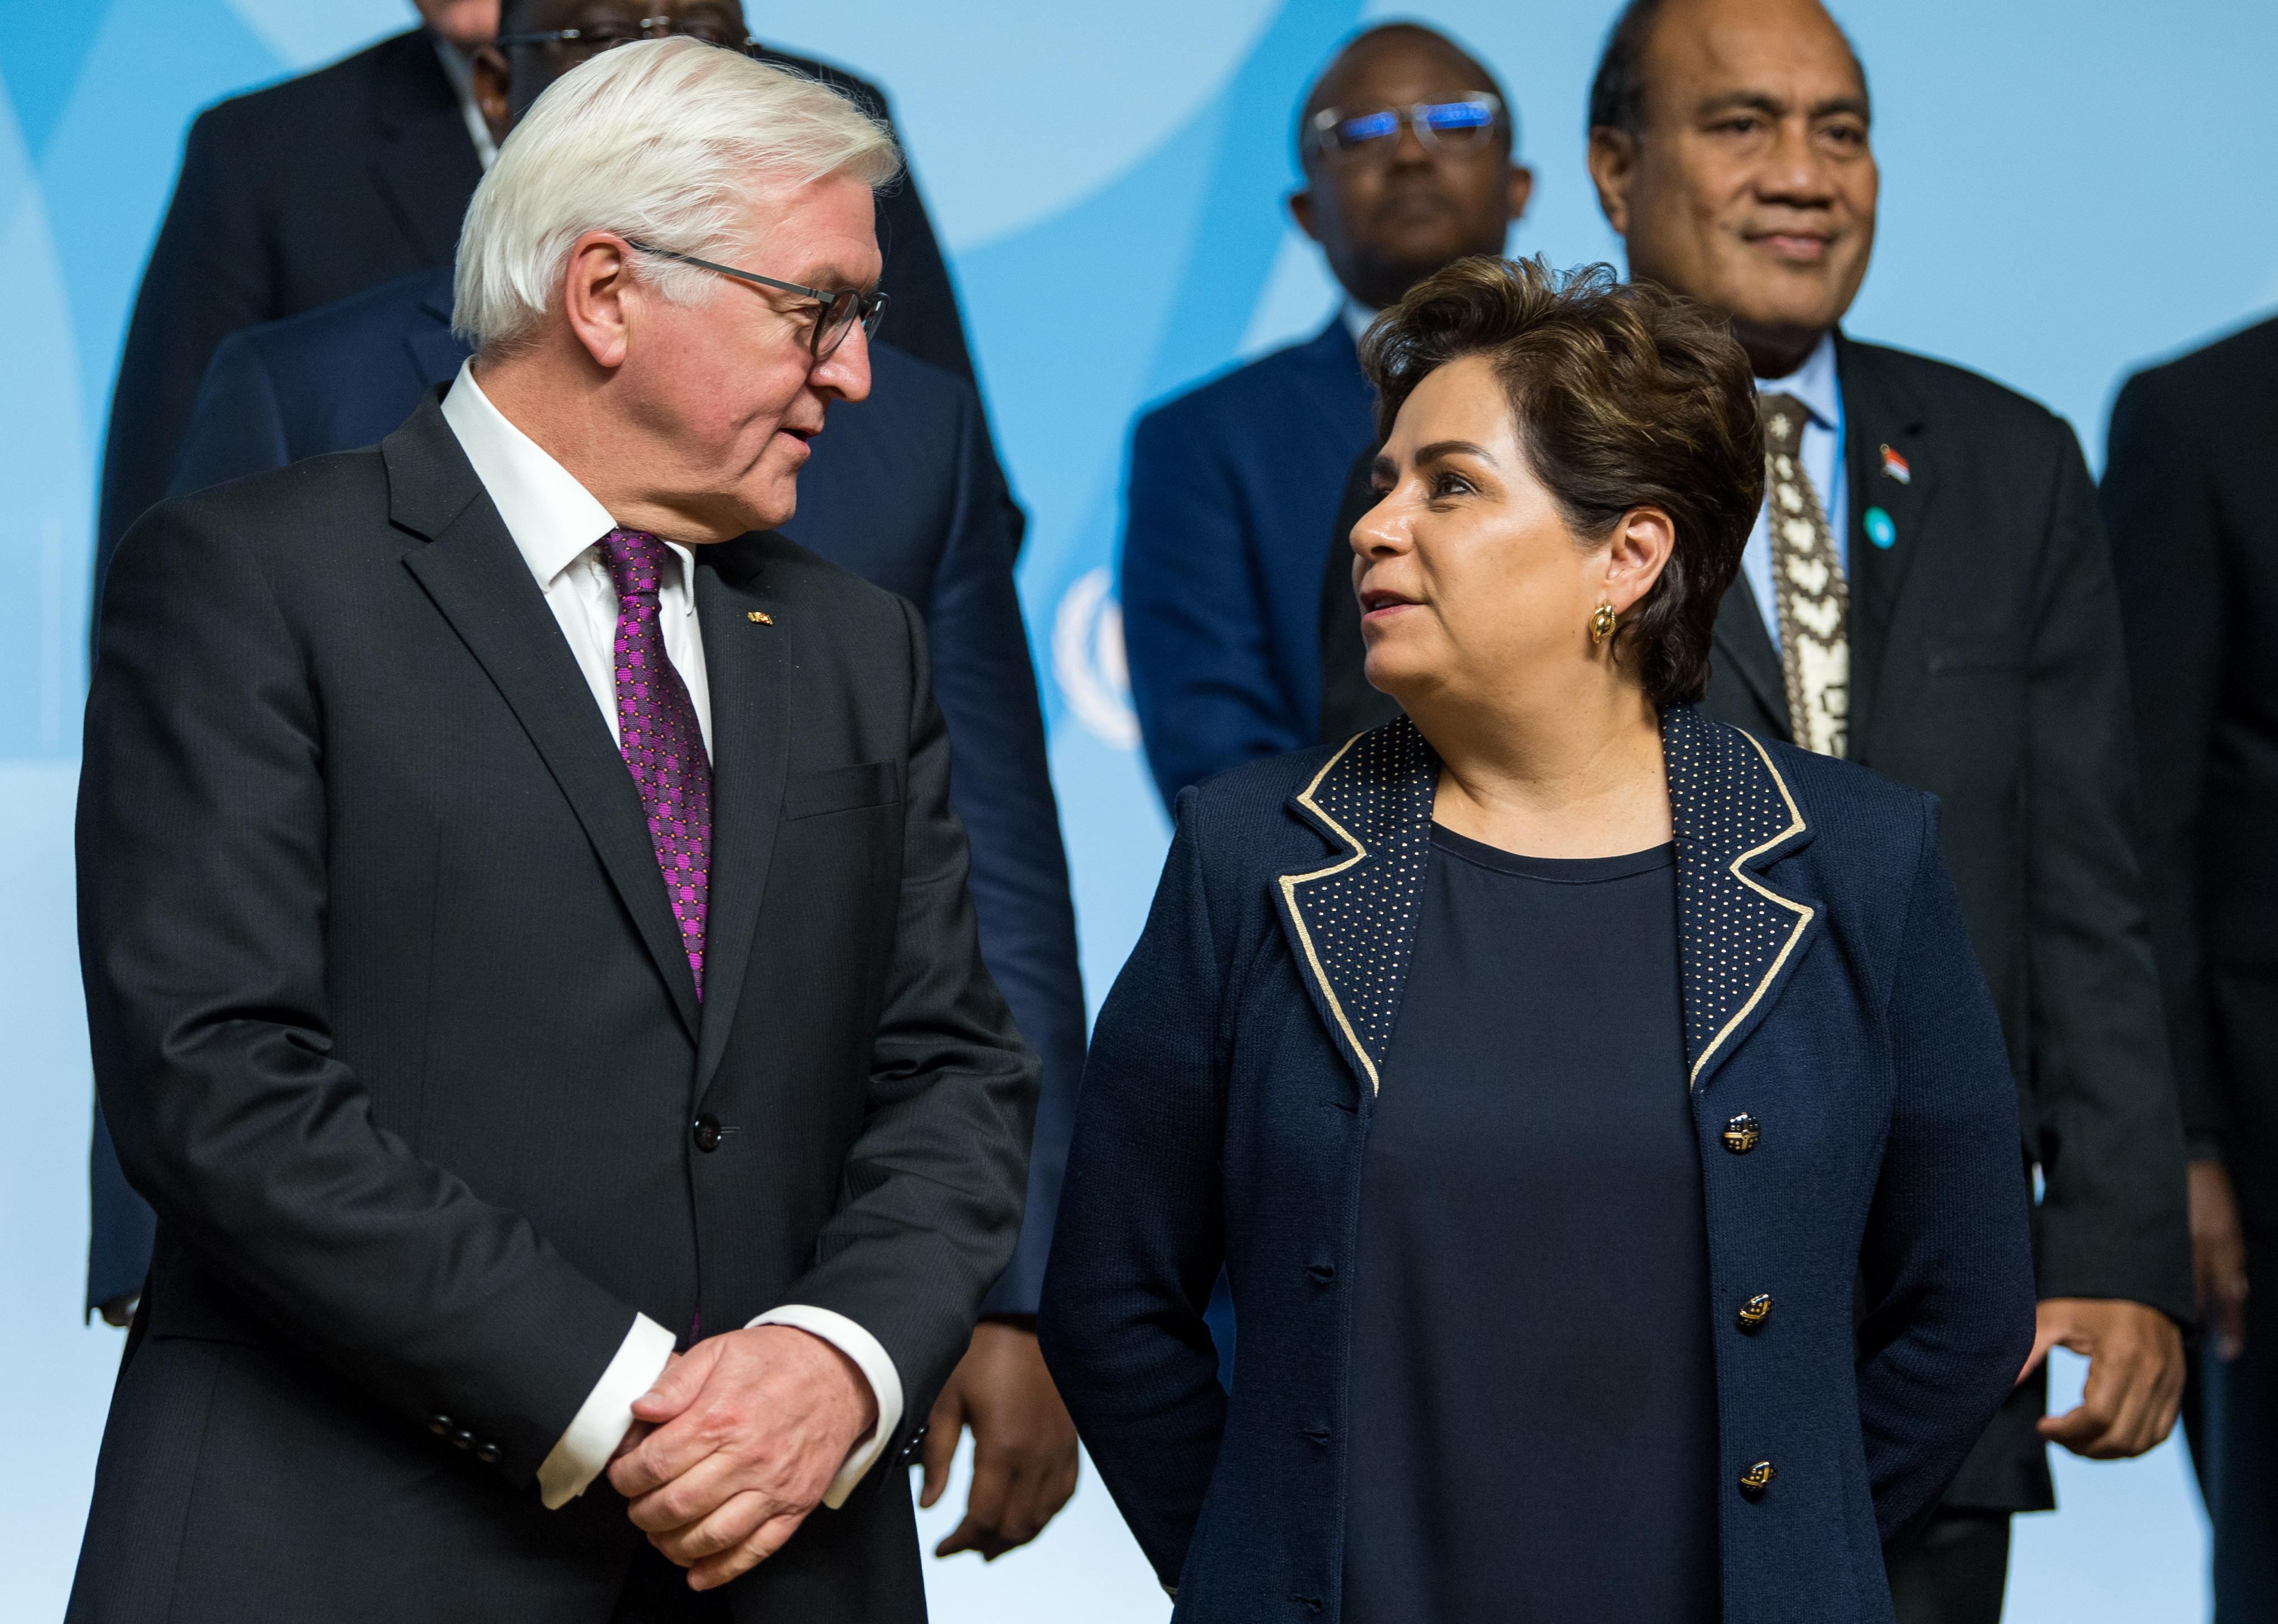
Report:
97,104,278,597
925,382,1086,1318
1857,796,2038,1546
167,330,296,498
82,496,645,1492
1037,788,1230,1591
1121,407,1306,808
2022,424,2194,1320
2101,373,2228,1159
758,597,1041,1462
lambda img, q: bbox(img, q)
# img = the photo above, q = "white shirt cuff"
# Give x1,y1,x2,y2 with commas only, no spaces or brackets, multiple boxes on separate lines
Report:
537,1312,677,1510
747,1304,903,1508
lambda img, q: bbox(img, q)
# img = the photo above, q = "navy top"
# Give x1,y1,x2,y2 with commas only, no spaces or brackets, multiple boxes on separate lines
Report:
1342,826,1719,1622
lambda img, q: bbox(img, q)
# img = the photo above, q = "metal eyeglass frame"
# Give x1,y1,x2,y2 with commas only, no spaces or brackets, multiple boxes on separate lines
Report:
1310,94,1507,162
623,238,888,362
494,19,758,52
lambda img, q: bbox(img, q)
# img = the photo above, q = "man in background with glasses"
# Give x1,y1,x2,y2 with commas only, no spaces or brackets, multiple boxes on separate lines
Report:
90,0,1084,1571
1119,22,1531,811
90,0,979,621
73,41,1035,1622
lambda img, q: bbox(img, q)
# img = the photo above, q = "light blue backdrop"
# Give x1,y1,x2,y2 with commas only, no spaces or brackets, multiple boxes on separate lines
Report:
4,2,2271,1617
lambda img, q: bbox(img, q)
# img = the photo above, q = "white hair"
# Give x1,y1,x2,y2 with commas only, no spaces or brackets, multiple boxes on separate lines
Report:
453,38,900,356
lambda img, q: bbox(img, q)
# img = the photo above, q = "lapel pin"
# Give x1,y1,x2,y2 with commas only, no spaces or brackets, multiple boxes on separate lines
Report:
746,611,774,625
1879,444,1912,484
1864,506,1897,550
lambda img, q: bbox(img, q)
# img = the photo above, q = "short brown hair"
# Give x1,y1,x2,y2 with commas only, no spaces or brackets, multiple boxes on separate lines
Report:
1359,255,1762,707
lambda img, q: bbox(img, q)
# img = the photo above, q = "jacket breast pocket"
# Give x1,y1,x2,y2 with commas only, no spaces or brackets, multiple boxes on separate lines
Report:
784,759,904,821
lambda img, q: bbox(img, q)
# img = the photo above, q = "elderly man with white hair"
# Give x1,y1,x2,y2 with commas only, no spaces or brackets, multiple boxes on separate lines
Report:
70,39,1037,1624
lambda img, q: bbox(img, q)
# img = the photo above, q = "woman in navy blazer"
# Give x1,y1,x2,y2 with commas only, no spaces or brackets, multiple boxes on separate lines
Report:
1039,259,2036,1622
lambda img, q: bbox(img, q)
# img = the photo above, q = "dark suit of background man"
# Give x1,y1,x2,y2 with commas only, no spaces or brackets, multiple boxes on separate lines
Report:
1316,2,2191,1617
92,0,978,608
1118,23,1531,810
2105,315,2278,1618
86,0,1082,1563
70,39,1034,1620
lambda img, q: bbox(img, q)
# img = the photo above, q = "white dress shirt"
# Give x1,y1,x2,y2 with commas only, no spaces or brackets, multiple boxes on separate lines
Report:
1742,330,1847,651
431,36,500,171
438,362,904,1512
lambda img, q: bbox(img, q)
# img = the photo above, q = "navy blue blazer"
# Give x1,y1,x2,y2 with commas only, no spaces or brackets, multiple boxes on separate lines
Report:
88,267,1082,1322
1120,319,1375,809
1039,708,2037,1622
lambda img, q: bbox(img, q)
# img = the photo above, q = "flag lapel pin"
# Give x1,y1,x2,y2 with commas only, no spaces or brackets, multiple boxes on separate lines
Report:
1879,444,1912,484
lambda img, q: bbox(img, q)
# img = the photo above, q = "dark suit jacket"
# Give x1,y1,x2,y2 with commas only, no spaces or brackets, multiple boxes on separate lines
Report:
2104,315,2278,1229
95,31,978,601
1314,333,2194,1510
85,269,1080,1323
1120,319,1377,808
70,395,1036,1622
1039,708,2036,1621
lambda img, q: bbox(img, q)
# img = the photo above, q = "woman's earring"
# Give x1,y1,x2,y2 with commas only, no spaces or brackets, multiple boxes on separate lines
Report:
1590,601,1618,646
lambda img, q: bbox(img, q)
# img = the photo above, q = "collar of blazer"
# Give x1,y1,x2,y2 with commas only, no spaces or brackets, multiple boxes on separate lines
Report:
1276,705,1821,1097
371,30,485,267
384,392,798,1092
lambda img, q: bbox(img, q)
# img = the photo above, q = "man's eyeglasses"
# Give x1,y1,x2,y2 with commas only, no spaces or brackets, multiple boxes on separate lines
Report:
625,238,887,362
496,17,756,54
1310,94,1507,163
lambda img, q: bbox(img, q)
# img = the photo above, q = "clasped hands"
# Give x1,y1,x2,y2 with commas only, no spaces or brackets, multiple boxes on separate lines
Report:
606,1325,877,1591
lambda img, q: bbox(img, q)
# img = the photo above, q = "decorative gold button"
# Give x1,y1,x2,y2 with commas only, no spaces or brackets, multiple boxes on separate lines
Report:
747,610,774,624
1738,1294,1773,1331
1722,1113,1761,1154
1740,1460,1776,1496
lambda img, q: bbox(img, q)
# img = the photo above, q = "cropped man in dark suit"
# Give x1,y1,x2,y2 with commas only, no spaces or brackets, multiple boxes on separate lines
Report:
2105,315,2278,1616
1119,23,1530,808
94,0,978,606
1316,4,2191,1618
86,264,1086,1560
71,41,1033,1620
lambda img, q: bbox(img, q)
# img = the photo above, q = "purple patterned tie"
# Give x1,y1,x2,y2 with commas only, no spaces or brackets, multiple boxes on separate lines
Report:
597,529,711,998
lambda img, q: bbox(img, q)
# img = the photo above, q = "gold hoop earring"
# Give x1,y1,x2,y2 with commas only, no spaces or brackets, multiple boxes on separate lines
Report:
1590,601,1618,645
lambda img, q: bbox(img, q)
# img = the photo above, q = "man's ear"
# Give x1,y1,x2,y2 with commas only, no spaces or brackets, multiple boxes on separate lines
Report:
1503,164,1535,225
1586,126,1639,237
1288,186,1323,246
560,232,636,371
471,46,513,150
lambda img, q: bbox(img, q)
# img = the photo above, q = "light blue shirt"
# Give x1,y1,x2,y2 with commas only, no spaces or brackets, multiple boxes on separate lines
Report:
1743,331,1845,650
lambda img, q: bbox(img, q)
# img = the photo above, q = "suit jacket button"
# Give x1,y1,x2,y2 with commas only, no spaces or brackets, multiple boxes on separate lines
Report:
1740,1460,1777,1497
475,1441,501,1464
452,1429,477,1451
1722,1113,1762,1154
693,1115,722,1153
428,1414,453,1436
1738,1294,1773,1331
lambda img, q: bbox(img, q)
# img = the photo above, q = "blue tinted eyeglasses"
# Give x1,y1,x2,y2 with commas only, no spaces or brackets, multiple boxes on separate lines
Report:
1310,94,1507,163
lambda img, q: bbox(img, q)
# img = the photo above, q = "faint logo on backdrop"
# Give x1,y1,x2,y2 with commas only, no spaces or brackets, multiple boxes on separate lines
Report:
1051,568,1139,748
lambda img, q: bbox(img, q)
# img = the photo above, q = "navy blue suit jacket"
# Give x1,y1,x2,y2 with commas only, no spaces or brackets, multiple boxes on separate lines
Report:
1120,319,1375,809
89,268,1082,1322
1039,707,2037,1621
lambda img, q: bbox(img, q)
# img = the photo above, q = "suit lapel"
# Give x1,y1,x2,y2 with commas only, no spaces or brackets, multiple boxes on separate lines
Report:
385,401,702,1041
1835,333,1933,754
1662,706,1821,1091
1711,574,1791,739
370,32,484,266
688,541,793,1103
1276,719,1438,1095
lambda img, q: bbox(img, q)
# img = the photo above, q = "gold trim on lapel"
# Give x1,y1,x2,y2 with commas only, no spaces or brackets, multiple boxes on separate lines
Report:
1690,730,1815,1087
1278,733,1378,1093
